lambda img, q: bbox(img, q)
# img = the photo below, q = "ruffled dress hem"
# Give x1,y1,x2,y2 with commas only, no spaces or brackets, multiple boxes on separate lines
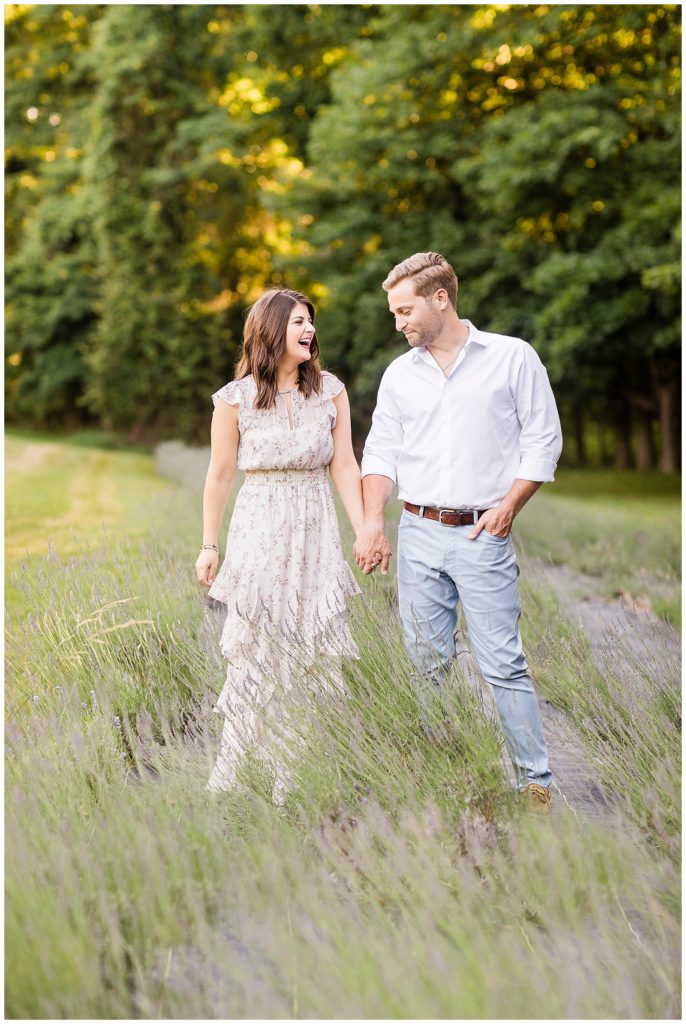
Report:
210,564,361,718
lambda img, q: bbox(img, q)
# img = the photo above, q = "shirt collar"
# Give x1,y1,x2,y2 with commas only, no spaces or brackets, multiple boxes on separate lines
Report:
463,320,490,346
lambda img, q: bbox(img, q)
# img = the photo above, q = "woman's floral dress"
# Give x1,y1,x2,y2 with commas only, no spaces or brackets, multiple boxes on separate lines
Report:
206,370,361,795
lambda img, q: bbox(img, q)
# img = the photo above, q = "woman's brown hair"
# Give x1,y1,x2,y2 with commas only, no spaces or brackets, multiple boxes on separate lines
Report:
234,289,322,409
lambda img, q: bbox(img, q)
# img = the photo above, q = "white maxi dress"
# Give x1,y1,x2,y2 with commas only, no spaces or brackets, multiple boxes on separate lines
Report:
206,371,361,796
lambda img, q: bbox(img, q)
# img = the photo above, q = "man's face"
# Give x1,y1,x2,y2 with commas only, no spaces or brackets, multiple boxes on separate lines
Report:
387,279,444,348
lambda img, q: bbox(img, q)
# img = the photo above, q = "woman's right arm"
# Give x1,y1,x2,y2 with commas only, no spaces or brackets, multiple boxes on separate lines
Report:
195,401,240,586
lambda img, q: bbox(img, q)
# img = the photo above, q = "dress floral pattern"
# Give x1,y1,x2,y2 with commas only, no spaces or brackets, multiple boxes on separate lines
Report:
206,370,361,795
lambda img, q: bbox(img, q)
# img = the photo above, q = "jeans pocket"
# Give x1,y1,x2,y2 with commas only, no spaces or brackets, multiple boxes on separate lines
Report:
481,528,509,543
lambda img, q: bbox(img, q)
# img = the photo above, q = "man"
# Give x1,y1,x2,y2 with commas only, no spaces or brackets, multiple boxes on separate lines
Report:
353,252,563,810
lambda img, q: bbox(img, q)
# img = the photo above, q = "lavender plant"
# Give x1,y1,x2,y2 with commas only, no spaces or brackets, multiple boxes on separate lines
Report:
5,442,681,1018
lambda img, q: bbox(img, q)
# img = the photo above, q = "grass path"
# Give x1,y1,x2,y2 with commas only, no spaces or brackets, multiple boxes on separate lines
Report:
5,434,187,619
5,434,181,563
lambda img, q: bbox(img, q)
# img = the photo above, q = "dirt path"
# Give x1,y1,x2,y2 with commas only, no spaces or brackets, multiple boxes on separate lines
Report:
155,441,211,494
455,624,619,822
524,563,678,819
539,561,681,667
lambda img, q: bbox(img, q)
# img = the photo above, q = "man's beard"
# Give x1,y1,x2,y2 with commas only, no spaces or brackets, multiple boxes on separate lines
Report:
411,315,442,348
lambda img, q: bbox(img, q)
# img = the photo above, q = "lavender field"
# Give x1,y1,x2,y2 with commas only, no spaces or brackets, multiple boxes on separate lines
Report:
5,436,681,1019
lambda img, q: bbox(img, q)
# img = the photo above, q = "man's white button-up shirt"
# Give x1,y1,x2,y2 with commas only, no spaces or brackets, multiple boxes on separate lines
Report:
360,320,563,510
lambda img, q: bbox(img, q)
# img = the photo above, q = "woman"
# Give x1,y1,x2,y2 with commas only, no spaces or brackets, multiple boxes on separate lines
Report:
195,288,365,802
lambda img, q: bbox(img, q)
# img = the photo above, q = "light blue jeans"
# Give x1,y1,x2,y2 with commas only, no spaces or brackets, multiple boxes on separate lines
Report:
397,508,552,790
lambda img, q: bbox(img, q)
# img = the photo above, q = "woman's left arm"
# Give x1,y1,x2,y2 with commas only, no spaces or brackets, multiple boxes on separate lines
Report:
329,387,365,537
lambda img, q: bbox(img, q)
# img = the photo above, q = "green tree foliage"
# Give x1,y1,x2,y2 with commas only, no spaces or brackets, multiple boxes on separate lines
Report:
5,4,681,466
80,4,239,437
5,3,375,437
279,4,680,465
5,4,103,424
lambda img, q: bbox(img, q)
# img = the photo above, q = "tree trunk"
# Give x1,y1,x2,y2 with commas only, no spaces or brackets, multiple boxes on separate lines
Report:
572,402,586,465
598,425,611,466
657,381,678,473
614,400,632,469
635,410,655,470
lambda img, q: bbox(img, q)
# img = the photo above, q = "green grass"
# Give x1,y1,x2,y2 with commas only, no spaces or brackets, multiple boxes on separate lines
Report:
515,469,681,626
5,424,151,452
5,440,682,1018
547,468,681,498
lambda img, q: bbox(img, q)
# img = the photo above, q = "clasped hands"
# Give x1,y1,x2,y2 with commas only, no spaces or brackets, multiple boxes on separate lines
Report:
353,520,392,576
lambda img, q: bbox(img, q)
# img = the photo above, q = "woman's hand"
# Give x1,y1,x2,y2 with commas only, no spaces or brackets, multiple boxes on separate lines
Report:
354,521,392,575
195,549,219,586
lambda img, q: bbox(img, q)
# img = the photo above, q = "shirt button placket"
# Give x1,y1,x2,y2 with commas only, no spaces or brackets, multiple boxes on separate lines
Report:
440,380,450,508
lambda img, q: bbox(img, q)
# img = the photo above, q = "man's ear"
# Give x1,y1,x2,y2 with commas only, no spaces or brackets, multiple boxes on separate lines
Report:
432,288,449,310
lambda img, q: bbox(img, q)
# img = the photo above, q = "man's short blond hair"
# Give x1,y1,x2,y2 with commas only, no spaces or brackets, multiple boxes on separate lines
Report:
382,252,458,308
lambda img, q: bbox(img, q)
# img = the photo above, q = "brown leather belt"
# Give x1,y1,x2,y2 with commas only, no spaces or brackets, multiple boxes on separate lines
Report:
404,502,489,526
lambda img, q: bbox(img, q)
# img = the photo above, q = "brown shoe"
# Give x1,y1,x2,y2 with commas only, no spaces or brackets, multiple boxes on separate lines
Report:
521,783,552,813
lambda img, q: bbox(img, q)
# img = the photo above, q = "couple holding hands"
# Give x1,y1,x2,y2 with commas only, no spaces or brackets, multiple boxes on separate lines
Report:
195,251,562,809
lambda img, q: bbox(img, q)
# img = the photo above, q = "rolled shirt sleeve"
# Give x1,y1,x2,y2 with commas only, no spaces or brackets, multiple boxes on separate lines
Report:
514,343,563,482
361,370,403,483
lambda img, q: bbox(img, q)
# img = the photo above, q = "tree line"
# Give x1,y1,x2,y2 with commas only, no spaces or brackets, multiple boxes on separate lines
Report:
5,4,681,469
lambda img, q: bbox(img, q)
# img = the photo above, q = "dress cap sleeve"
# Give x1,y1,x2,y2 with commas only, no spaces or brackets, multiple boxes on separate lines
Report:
211,380,241,407
321,370,345,401
320,370,346,427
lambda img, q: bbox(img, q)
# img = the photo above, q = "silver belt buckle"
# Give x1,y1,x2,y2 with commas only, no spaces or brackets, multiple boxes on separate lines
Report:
438,508,453,524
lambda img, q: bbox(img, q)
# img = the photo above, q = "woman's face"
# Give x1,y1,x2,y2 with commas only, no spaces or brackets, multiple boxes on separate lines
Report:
283,302,315,366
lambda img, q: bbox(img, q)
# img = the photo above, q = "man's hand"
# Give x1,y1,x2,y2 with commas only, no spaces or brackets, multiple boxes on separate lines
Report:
469,505,514,540
469,480,543,540
354,520,392,575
